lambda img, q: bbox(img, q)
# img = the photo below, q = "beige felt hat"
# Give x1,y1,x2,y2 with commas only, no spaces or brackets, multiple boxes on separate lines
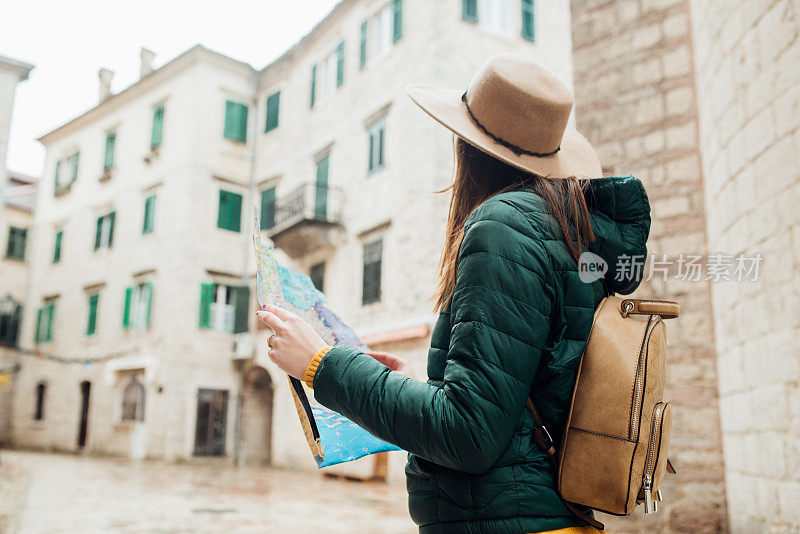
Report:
407,54,602,179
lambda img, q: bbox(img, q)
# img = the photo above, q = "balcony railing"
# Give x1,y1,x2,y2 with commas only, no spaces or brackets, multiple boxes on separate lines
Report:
267,183,344,258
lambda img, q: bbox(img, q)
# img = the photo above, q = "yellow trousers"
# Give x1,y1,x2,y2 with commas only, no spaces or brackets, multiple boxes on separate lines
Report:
536,528,606,534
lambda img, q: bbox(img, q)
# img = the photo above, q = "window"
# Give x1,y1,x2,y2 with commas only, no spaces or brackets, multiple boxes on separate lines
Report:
5,226,26,260
121,377,145,422
311,41,345,106
143,194,156,234
34,301,55,344
34,382,46,421
522,0,535,41
198,283,249,333
224,100,248,143
94,211,115,250
462,0,514,37
362,1,402,68
367,116,386,175
217,190,243,232
0,303,20,347
54,152,79,194
87,293,99,336
265,91,280,133
310,262,325,292
104,131,116,171
53,230,62,263
260,187,276,230
362,239,383,304
123,282,152,331
151,104,164,151
314,155,330,220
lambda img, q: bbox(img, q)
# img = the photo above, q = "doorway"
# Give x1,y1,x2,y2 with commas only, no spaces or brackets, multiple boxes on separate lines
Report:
194,388,228,456
77,381,91,448
240,366,274,465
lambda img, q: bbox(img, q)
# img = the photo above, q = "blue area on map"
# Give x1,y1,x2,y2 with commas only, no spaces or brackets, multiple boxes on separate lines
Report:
278,265,325,309
311,405,401,467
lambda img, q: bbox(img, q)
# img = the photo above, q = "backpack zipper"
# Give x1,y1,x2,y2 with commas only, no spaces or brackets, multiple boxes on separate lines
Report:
642,402,665,513
629,316,658,439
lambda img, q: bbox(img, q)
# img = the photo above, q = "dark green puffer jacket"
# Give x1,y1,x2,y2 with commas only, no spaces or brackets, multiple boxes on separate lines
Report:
313,175,651,533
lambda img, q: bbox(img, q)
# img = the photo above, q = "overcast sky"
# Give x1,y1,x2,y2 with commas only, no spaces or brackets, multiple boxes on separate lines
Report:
2,0,341,177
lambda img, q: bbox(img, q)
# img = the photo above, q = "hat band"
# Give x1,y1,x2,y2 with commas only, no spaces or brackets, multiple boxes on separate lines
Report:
461,92,561,158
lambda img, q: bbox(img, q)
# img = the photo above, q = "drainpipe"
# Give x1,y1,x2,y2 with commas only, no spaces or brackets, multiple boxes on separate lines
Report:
233,67,260,467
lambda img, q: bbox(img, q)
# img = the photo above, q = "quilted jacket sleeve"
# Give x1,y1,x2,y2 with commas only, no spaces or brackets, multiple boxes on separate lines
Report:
312,198,553,474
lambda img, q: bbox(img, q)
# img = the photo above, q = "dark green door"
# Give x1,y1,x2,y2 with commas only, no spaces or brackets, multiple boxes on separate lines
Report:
314,155,329,220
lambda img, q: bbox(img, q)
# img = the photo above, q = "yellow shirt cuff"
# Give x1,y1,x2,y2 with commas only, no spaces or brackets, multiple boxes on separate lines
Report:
304,346,333,389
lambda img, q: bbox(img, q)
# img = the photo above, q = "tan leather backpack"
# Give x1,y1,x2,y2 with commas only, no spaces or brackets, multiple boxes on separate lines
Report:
528,295,679,530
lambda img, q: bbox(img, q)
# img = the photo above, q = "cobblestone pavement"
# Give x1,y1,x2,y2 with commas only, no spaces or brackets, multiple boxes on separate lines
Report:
0,450,416,534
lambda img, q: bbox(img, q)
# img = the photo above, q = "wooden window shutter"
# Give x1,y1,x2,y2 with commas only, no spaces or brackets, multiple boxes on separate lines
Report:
265,92,280,133
104,132,116,171
122,287,132,329
45,303,54,342
218,190,243,232
393,0,403,42
143,194,156,234
362,239,383,304
232,286,250,334
94,216,103,250
34,308,42,344
462,0,478,22
143,282,153,328
310,64,317,108
336,41,345,87
260,187,276,230
53,230,62,263
151,105,164,150
224,100,248,143
198,283,215,329
314,156,329,220
71,152,80,183
360,20,368,69
54,160,61,194
522,0,535,41
87,294,99,336
107,211,116,247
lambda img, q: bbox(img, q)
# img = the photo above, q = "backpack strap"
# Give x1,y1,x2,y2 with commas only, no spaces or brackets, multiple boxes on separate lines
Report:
526,398,605,531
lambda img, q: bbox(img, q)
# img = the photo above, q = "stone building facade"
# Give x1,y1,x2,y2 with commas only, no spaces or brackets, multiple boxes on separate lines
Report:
7,0,573,482
688,1,800,532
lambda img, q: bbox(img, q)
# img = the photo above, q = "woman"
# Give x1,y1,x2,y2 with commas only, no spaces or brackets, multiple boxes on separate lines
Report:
258,55,650,534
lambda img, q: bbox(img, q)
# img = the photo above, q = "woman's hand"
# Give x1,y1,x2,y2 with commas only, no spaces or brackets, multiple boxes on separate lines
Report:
367,351,418,381
256,304,328,380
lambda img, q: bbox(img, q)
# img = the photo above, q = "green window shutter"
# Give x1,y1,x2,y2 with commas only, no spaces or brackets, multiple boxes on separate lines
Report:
34,308,42,344
360,20,368,69
53,230,62,263
260,187,276,230
45,303,54,342
369,132,375,172
224,100,248,143
143,194,156,234
151,105,164,150
362,239,383,304
122,286,132,329
217,190,243,232
392,0,403,42
232,286,250,334
522,0,535,41
310,64,317,108
198,283,215,329
265,92,280,133
143,282,153,328
6,227,26,260
104,132,116,171
314,155,329,219
462,0,478,22
336,41,345,87
54,160,61,194
94,216,102,250
71,152,80,183
87,294,98,336
107,211,115,247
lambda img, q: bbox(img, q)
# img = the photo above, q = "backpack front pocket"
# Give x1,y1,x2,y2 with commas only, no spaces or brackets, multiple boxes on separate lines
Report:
638,402,673,513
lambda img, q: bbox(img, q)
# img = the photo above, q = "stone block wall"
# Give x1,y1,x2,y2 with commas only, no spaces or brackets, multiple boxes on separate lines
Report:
571,0,727,531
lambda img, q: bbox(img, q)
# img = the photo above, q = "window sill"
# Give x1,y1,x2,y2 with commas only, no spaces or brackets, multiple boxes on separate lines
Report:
144,147,161,164
114,421,141,430
3,256,24,262
99,169,114,182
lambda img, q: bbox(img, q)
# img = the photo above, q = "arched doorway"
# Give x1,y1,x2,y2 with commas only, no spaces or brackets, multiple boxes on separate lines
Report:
239,365,273,466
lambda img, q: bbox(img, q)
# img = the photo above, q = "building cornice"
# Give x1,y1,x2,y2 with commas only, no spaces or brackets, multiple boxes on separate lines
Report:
0,54,35,81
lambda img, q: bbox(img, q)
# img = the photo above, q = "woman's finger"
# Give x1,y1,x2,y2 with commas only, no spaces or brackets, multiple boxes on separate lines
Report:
257,310,285,331
265,304,293,321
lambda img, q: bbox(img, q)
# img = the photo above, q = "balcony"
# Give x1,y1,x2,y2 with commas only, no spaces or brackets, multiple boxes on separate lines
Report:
267,183,344,258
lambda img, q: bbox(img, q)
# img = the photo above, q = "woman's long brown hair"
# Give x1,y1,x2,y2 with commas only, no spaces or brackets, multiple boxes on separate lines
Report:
433,137,596,311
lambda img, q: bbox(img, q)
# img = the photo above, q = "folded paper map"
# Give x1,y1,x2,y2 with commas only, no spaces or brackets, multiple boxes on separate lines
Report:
252,208,401,467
